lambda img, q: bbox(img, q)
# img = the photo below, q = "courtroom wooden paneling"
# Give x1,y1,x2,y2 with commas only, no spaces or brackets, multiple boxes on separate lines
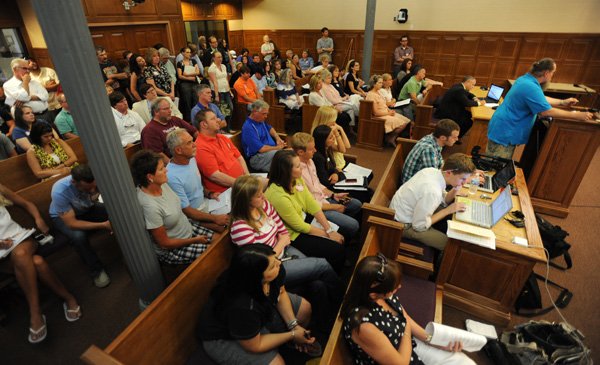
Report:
32,48,54,69
181,0,242,21
0,0,35,64
90,24,171,61
226,29,600,95
83,0,185,54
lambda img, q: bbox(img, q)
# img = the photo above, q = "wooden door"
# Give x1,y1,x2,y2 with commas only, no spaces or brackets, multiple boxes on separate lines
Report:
90,24,170,62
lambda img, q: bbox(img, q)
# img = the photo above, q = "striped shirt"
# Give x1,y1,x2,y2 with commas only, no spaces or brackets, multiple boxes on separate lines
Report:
230,200,289,248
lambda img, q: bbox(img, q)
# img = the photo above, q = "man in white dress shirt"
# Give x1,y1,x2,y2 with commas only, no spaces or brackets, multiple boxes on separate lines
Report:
109,91,145,148
3,58,50,121
389,153,475,250
132,84,183,124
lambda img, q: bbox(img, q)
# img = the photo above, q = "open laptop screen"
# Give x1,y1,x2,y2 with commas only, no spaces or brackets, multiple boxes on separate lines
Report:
491,187,513,226
492,161,516,190
487,84,504,101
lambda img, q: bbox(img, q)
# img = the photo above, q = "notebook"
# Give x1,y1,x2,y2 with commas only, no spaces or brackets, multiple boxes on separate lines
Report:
455,187,513,228
484,84,504,103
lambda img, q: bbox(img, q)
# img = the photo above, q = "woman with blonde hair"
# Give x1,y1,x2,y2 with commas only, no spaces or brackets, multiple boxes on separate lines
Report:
276,69,303,110
311,106,350,170
143,48,174,101
366,74,411,146
308,75,352,133
380,73,397,108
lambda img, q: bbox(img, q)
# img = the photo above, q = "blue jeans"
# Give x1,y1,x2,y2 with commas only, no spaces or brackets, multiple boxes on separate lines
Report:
51,204,107,277
324,197,361,239
282,246,344,332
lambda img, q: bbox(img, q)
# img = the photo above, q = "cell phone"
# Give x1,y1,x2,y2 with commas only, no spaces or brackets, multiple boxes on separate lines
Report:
345,179,357,183
304,330,311,339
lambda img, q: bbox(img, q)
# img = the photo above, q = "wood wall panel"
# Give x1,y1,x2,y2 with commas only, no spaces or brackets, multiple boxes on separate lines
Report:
180,0,242,21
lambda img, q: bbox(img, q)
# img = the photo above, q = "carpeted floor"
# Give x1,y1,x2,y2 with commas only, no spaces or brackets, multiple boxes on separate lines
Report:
1,144,598,364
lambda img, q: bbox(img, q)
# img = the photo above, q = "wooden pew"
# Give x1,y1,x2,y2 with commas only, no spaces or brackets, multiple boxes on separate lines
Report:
414,85,445,140
360,139,433,278
81,232,233,365
262,88,286,133
319,216,443,365
230,90,249,131
356,99,386,151
301,94,319,133
0,137,86,191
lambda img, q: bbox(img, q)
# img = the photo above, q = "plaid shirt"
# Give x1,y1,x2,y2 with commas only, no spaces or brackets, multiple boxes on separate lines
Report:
402,134,443,184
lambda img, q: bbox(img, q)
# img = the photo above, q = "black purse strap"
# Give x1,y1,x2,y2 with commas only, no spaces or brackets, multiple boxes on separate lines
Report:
550,251,573,270
516,273,573,317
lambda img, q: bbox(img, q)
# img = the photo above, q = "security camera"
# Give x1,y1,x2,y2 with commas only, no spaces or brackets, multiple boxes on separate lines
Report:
394,9,408,24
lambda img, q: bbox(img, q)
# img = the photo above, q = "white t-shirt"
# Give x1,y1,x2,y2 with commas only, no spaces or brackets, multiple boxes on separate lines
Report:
0,205,28,240
208,63,230,93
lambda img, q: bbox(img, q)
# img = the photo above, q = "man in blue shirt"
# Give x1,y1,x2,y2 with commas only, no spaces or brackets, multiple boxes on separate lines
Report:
165,129,229,233
487,58,593,159
190,84,227,129
241,100,286,172
49,165,112,288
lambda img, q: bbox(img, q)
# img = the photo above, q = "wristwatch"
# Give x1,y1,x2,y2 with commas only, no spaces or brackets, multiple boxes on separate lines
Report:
425,334,433,343
326,227,334,234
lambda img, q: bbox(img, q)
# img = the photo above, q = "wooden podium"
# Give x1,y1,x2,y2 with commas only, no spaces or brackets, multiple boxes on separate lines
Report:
526,116,600,217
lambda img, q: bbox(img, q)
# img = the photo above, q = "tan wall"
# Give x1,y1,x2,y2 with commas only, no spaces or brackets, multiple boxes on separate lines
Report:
228,19,244,31
238,0,600,34
17,0,46,48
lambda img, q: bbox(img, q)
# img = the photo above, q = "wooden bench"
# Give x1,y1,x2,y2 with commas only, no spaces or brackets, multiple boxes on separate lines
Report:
0,137,87,191
319,216,443,365
262,88,286,133
360,139,433,279
301,94,319,133
414,85,446,140
81,232,233,365
230,90,249,131
355,99,387,151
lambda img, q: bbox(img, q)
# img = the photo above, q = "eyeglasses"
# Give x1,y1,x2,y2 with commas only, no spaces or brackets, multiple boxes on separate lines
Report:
375,253,387,282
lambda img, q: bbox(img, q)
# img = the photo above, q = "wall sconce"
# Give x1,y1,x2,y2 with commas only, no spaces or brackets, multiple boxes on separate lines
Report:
123,0,145,11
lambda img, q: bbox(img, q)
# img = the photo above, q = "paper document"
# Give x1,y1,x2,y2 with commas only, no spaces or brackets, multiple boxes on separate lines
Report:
485,103,499,108
0,228,35,258
250,173,268,178
208,188,232,214
465,319,498,340
447,220,496,250
393,99,411,108
425,322,487,352
183,65,196,75
343,163,372,178
310,218,339,233
335,176,365,187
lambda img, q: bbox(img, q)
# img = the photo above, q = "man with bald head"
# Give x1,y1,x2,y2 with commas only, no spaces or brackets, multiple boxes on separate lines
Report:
435,75,485,138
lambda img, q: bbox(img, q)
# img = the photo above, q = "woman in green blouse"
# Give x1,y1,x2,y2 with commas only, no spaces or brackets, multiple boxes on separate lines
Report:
265,150,345,272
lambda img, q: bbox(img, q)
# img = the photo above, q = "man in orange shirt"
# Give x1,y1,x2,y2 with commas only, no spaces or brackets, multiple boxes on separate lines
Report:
233,65,261,104
195,110,249,194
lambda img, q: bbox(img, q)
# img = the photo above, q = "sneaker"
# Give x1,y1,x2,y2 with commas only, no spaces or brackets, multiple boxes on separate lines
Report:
93,270,111,288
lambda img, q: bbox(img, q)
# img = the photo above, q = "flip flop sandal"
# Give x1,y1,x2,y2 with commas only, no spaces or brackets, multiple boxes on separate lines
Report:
303,340,323,358
28,315,47,344
63,302,81,322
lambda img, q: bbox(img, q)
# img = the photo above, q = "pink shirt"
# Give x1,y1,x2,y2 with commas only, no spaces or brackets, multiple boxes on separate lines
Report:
299,159,328,204
321,83,345,105
230,200,288,248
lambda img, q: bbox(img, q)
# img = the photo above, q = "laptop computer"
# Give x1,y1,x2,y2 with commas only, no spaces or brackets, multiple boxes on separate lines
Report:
483,84,504,103
477,160,516,193
455,186,513,228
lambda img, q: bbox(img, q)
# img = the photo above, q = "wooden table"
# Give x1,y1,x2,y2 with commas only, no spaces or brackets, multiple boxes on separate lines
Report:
508,80,597,108
461,86,497,155
436,168,547,325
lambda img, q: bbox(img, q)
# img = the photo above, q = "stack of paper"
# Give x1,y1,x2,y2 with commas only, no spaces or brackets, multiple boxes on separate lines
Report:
393,99,411,108
343,163,373,178
447,220,496,250
425,322,487,352
0,228,35,258
208,188,232,214
465,319,498,340
334,176,367,191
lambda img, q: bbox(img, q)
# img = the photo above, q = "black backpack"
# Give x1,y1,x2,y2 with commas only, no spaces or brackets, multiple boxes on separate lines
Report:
501,321,592,365
535,214,572,270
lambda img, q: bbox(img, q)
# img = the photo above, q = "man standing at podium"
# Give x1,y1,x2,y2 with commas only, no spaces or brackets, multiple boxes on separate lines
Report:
487,58,593,159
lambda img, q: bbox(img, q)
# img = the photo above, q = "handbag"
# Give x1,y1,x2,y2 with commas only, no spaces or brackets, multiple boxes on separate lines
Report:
515,273,572,317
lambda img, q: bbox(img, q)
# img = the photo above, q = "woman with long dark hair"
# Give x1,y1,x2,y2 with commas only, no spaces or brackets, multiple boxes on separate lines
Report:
176,47,201,124
341,255,473,365
312,125,371,203
128,53,147,102
265,150,345,273
26,121,77,180
12,105,58,154
344,60,367,98
196,243,319,364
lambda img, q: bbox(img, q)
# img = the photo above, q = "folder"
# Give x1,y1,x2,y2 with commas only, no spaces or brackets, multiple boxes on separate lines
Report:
447,220,496,250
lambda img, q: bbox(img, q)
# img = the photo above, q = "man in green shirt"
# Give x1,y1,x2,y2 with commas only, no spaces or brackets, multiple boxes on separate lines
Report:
398,65,443,120
54,94,79,139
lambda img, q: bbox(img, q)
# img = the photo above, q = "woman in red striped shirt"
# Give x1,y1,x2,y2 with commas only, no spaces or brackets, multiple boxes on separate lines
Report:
230,175,344,333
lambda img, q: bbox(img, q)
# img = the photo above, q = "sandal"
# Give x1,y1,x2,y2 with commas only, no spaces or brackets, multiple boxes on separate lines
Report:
28,315,47,344
63,302,82,322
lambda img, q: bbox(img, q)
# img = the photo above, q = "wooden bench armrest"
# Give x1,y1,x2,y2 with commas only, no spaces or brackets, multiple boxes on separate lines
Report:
435,286,444,323
343,154,357,164
81,345,124,365
396,255,434,275
399,242,424,256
